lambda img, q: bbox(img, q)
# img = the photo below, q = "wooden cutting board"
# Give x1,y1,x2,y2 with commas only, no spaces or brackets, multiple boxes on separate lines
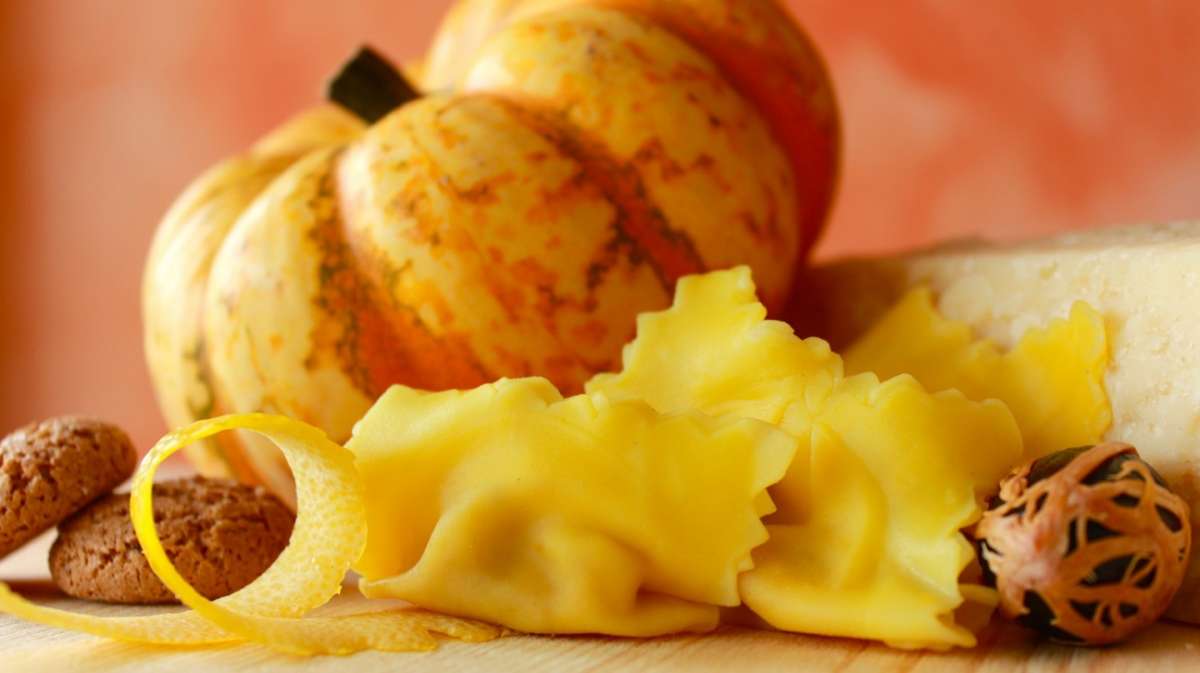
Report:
3,533,1198,673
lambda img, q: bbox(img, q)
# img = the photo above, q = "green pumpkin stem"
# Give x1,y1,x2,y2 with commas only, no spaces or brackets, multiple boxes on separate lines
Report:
326,46,421,123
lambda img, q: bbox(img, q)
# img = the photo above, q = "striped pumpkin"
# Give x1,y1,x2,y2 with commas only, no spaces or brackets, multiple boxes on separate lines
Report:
142,0,839,504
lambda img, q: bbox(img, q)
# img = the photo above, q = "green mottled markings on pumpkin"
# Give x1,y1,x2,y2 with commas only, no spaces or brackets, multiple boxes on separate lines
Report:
484,94,706,294
306,149,493,396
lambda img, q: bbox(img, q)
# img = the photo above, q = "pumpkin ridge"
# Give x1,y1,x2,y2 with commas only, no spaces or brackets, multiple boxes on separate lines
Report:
451,4,802,310
146,103,366,484
360,91,688,387
145,154,307,481
585,0,840,258
383,100,600,385
311,154,494,397
485,93,706,294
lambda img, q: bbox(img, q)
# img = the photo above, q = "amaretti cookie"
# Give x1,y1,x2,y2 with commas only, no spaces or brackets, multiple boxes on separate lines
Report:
49,477,294,604
0,417,138,559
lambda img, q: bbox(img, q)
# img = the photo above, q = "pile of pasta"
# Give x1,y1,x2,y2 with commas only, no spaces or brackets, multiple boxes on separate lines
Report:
0,267,1109,654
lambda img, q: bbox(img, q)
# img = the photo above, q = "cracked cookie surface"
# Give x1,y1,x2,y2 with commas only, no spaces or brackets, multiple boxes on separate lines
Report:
49,477,295,604
0,417,137,559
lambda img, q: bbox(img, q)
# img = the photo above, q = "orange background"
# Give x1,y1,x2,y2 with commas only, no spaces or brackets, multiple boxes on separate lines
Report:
2,1,1198,451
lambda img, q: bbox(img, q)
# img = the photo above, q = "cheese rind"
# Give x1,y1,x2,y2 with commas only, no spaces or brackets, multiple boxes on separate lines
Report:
801,221,1200,623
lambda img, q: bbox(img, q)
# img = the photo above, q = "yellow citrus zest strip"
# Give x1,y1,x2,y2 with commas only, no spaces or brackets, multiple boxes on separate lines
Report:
0,414,500,655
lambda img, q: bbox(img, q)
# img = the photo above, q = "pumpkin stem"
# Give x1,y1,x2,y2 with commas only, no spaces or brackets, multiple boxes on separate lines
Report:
326,46,421,123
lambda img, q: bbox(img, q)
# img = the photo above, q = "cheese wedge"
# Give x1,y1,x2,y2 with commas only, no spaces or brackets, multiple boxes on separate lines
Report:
797,221,1200,623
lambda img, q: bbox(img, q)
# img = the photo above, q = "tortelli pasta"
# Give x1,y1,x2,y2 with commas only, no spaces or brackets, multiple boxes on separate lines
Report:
342,267,1098,648
842,286,1109,460
347,377,796,636
587,267,1026,648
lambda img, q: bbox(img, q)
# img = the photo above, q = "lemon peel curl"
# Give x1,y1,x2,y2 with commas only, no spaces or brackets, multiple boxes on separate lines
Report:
0,414,499,655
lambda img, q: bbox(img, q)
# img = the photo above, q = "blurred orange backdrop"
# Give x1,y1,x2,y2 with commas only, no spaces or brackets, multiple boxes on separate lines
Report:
2,1,1198,450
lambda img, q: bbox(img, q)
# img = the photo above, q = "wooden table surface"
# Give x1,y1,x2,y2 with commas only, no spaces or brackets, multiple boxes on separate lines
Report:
3,529,1199,672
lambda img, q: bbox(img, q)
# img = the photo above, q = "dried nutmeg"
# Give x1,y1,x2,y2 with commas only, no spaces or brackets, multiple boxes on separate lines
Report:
977,442,1191,645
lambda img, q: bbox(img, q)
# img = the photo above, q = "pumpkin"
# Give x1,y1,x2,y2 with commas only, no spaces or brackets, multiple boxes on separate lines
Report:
142,0,839,503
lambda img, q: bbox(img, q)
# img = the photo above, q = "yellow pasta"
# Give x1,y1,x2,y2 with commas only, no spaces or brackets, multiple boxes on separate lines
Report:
349,377,797,636
843,287,1110,459
588,267,1026,648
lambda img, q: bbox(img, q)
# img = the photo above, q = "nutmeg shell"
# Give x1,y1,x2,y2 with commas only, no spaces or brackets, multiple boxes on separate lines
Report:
976,442,1191,645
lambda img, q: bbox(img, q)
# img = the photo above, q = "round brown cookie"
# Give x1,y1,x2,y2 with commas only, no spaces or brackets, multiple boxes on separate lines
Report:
0,417,138,560
49,477,294,604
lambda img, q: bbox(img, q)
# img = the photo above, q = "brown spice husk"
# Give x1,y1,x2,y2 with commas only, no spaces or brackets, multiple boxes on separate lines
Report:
977,442,1191,645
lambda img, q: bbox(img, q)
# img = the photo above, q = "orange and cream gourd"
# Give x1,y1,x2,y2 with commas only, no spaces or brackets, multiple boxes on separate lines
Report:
142,0,839,500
